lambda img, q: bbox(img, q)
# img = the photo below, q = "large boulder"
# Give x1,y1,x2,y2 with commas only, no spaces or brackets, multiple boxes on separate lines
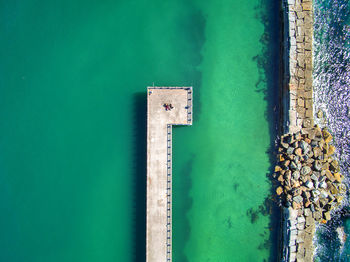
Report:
276,186,283,195
313,147,322,158
314,161,323,171
322,129,333,144
334,173,344,183
295,148,303,156
301,166,312,176
324,211,331,221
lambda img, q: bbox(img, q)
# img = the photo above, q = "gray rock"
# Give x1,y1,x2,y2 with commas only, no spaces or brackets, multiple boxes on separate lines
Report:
287,147,295,155
305,180,314,189
301,166,311,175
314,181,319,189
290,161,298,170
319,181,327,189
292,171,300,180
314,161,322,171
312,190,320,197
319,175,326,182
290,245,297,253
311,174,318,181
310,204,315,212
300,140,308,151
320,191,329,199
294,195,303,203
297,162,302,170
304,208,311,217
297,216,306,223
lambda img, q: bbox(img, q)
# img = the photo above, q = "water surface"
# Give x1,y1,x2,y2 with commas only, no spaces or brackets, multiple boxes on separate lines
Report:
0,0,279,261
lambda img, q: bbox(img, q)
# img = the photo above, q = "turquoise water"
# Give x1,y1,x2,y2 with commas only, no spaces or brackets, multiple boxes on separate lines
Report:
0,0,279,261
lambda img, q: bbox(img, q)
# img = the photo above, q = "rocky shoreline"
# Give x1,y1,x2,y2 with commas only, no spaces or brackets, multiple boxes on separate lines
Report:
279,0,347,261
275,127,346,261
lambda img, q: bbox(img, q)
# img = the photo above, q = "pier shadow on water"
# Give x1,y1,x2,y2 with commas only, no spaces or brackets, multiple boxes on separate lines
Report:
132,92,147,262
252,0,283,261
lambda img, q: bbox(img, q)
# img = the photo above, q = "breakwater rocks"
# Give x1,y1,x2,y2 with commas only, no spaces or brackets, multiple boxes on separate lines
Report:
275,126,347,261
274,126,346,221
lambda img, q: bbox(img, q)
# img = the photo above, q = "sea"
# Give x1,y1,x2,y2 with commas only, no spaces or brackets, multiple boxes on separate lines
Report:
313,0,350,261
0,0,280,261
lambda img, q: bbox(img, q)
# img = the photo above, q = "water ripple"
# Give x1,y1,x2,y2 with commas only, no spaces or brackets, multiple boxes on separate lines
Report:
313,0,350,260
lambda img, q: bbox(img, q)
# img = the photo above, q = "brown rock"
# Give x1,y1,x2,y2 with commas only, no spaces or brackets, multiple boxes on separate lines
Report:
324,170,335,182
297,98,305,107
278,175,284,183
313,211,322,221
324,211,331,220
330,160,339,172
293,201,301,209
278,154,285,162
334,173,344,183
303,118,312,128
336,195,344,203
313,147,322,158
295,148,303,156
305,200,311,207
276,186,283,196
305,216,314,227
275,165,282,172
322,129,333,144
328,145,336,155
317,109,323,118
339,184,347,193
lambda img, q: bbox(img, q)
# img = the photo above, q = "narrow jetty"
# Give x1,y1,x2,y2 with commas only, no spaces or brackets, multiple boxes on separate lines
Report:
146,87,192,262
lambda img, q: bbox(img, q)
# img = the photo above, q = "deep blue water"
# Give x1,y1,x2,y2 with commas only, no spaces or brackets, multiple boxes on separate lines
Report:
313,0,350,260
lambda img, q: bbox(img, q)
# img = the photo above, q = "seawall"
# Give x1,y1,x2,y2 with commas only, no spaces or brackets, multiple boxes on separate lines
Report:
280,0,315,261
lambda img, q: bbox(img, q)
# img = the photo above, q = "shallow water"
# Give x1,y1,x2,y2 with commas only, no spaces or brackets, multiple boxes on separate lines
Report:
0,0,279,261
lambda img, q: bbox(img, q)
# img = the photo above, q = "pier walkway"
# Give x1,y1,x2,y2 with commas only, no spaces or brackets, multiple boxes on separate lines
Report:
147,87,192,262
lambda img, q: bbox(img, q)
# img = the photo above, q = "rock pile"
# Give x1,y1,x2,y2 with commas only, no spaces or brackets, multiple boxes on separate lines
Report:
274,126,346,223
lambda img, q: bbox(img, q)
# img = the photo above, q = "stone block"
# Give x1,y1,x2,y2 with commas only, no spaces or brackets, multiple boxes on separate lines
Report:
297,26,305,36
305,28,312,36
297,222,305,230
297,68,305,78
304,91,312,99
296,10,304,18
305,42,312,50
296,19,304,27
297,98,305,107
305,109,313,118
303,118,312,128
297,106,305,118
289,11,296,21
297,118,303,127
296,35,305,43
302,2,312,11
304,99,312,108
290,252,297,262
290,245,297,253
291,36,297,46
297,47,305,53
290,29,296,37
289,110,297,126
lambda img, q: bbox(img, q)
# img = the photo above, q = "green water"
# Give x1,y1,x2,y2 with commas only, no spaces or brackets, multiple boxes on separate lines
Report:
0,0,278,261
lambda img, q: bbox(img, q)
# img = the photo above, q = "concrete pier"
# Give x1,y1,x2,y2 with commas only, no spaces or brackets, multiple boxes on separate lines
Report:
146,87,192,262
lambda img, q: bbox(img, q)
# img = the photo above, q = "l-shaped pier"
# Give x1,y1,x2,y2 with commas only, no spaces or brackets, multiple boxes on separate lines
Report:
146,87,192,262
